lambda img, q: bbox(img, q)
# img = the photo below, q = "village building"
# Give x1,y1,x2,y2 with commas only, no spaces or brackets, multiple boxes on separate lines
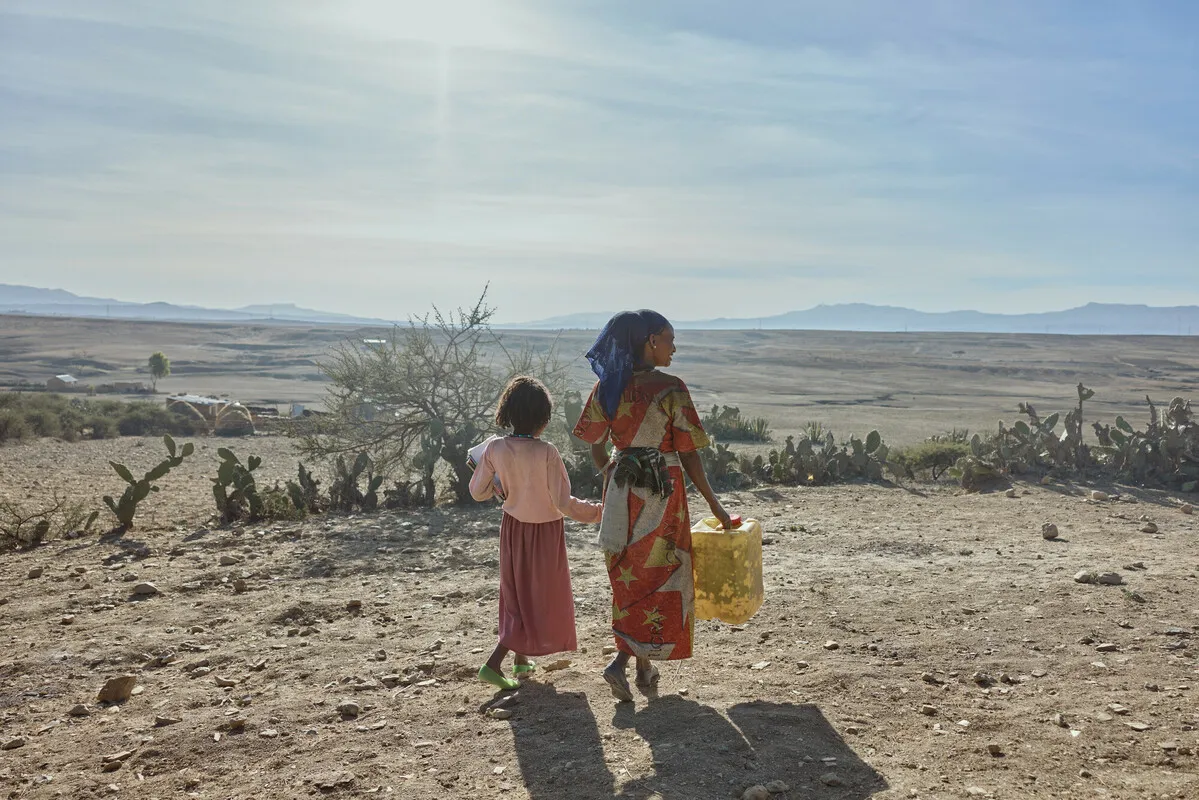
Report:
46,374,82,392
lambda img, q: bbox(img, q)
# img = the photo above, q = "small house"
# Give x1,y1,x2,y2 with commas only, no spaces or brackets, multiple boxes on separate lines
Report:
47,374,80,392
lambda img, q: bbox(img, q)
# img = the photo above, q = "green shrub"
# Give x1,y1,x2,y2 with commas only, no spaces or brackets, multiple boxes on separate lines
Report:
890,439,971,480
702,405,773,443
0,410,30,443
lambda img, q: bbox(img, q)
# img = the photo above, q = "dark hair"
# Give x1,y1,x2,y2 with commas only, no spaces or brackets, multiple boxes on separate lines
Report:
584,310,672,419
495,376,553,435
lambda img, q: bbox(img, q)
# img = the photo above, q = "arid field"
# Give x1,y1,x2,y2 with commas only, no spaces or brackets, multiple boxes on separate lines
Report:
1,316,1198,800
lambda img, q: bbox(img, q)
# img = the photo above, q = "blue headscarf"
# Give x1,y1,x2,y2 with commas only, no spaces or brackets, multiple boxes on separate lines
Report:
585,309,670,419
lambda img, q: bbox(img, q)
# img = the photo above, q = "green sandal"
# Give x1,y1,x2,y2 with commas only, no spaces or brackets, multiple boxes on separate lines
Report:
478,665,519,691
513,661,536,676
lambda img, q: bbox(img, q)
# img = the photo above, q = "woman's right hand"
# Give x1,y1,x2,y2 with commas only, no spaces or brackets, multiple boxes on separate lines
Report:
709,500,733,529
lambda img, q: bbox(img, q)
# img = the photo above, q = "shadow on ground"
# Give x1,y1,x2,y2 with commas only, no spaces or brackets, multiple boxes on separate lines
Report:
511,689,887,800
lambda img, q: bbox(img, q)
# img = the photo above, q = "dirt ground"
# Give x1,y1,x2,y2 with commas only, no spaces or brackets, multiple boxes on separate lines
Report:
4,314,1199,446
2,435,1198,800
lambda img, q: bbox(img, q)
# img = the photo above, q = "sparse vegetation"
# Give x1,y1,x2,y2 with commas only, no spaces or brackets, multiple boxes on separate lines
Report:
103,435,194,531
701,405,773,443
0,393,200,443
1,494,99,550
148,351,170,392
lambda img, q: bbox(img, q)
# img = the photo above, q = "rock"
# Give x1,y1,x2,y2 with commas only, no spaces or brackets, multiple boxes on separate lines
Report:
1005,488,1017,498
1140,522,1158,534
1159,741,1179,751
259,729,279,739
1090,490,1109,501
27,567,43,579
972,672,995,687
154,715,181,727
337,700,361,718
1108,703,1130,715
795,661,810,670
920,705,937,716
986,743,1004,757
380,675,402,688
131,582,159,596
69,704,92,717
313,773,356,791
346,599,363,611
543,659,572,672
1051,713,1067,728
232,579,248,594
820,773,844,787
741,787,771,800
1079,769,1092,778
823,640,840,651
750,661,771,671
1041,523,1059,540
219,554,243,566
764,780,790,794
1181,504,1193,515
61,614,76,625
488,708,514,720
921,672,944,685
214,676,239,688
1095,643,1119,652
1074,571,1098,584
102,750,135,765
1096,572,1124,585
603,645,617,655
1125,721,1151,732
2,737,26,750
97,675,138,703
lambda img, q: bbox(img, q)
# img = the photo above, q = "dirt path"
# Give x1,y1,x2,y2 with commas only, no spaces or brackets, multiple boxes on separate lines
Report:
1,449,1197,799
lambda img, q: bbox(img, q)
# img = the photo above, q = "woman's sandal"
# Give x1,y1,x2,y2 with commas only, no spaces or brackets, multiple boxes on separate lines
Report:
513,661,536,676
478,665,519,691
603,664,634,702
635,663,660,688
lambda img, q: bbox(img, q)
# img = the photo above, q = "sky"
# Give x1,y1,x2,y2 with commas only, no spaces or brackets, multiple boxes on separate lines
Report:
1,1,1197,323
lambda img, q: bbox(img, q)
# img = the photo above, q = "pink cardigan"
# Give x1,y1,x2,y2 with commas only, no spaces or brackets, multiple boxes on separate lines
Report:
469,437,602,525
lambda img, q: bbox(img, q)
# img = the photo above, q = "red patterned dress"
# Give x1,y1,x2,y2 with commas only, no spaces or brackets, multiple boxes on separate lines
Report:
572,370,711,660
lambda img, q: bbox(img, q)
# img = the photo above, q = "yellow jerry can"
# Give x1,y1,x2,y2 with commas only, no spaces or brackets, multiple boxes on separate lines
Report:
690,516,764,625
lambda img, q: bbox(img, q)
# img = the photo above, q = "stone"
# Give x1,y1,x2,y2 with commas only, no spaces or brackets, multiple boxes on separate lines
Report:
154,715,181,727
1125,721,1151,732
795,661,810,670
602,645,617,655
750,661,770,671
1095,643,1119,652
337,700,361,718
27,567,43,579
1096,572,1124,586
741,787,771,800
1090,490,1109,501
1159,741,1179,751
2,737,26,750
820,773,844,787
986,743,1004,757
346,599,363,611
1140,522,1158,533
1041,523,1059,540
259,729,279,739
97,675,138,703
1051,713,1067,728
920,705,937,716
1108,703,1130,715
61,614,76,625
69,704,92,717
543,659,572,672
488,708,514,720
380,675,402,688
102,750,135,765
764,781,790,794
219,554,243,566
313,773,356,791
131,582,160,596
1181,504,1193,515
232,579,248,594
1005,488,1017,498
823,640,840,651
1074,571,1098,584
214,676,239,688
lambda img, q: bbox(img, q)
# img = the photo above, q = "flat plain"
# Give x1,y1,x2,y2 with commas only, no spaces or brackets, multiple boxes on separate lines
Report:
1,315,1198,800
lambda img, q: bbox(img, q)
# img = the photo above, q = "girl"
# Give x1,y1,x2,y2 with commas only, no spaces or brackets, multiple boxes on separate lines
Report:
470,376,604,691
572,310,731,701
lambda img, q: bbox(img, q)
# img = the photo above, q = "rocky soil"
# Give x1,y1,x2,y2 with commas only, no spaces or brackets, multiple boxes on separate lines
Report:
1,436,1198,799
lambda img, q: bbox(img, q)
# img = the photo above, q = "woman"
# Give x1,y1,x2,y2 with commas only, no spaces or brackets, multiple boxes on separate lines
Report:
573,310,731,702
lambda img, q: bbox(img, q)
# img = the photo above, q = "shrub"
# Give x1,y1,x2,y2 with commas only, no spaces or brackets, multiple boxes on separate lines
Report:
0,410,30,443
890,439,971,480
702,405,773,443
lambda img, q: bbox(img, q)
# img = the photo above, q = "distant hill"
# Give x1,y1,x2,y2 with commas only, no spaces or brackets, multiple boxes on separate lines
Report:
509,303,1199,335
0,284,395,326
4,284,1198,335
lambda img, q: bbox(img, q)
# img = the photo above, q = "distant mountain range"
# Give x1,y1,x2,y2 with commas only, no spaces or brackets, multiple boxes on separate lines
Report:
2,284,1197,335
510,303,1199,335
0,284,395,326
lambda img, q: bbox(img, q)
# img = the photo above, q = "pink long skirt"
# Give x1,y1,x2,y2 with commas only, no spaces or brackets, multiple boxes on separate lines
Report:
498,513,577,656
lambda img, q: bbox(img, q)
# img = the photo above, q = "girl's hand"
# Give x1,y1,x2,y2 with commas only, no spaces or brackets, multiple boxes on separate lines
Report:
709,500,733,529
